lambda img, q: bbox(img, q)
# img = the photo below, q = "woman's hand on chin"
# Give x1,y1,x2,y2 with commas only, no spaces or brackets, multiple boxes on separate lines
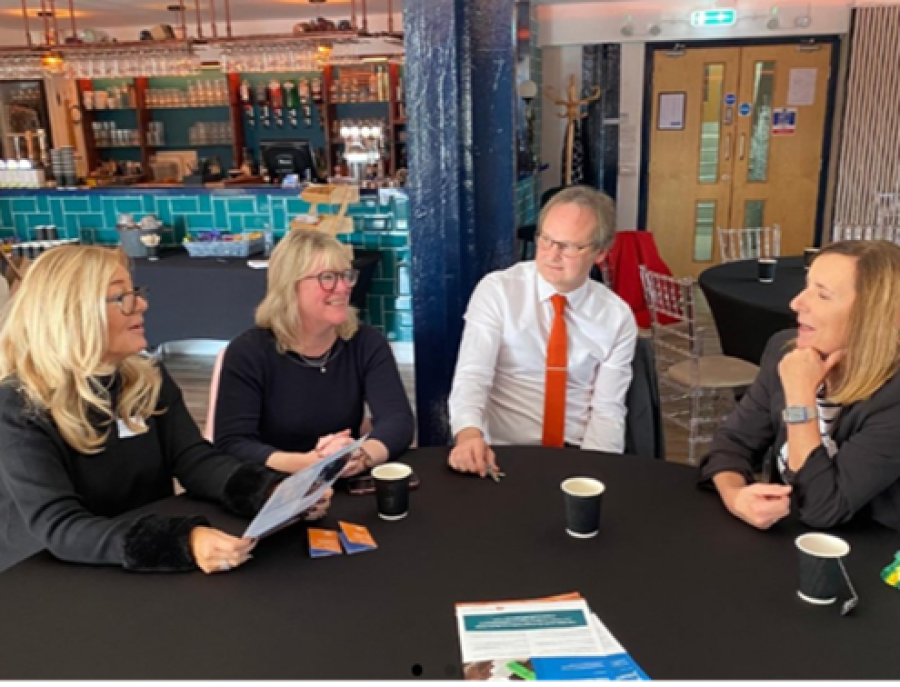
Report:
779,347,844,400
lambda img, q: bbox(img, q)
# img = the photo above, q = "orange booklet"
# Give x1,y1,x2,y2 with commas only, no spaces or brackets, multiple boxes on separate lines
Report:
308,528,342,557
338,521,378,554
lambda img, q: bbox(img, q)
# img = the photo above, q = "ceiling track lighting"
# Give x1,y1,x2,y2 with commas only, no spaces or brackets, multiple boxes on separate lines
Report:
765,5,812,31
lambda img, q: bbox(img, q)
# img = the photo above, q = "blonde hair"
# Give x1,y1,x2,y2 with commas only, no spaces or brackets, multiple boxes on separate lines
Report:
538,185,617,251
815,240,900,404
255,230,359,353
0,246,161,454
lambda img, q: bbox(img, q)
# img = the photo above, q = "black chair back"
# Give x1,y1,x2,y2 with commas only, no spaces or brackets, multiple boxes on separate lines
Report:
624,337,665,460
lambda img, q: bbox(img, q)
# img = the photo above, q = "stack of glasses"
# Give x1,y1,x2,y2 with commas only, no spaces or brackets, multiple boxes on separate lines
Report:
11,238,81,259
33,225,59,240
50,147,77,188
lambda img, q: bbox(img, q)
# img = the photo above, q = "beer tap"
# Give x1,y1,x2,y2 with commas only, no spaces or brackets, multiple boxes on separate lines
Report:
240,79,255,129
256,82,271,128
299,78,313,127
269,80,284,128
283,80,298,128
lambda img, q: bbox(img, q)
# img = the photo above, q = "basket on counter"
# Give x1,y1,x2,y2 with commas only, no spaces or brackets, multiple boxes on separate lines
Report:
183,232,265,258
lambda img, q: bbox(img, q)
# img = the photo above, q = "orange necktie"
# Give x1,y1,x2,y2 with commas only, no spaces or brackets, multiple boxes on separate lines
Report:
542,293,568,447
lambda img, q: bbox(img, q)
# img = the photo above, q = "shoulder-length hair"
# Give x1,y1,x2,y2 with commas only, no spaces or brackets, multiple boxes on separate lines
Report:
816,240,900,404
255,230,359,353
0,246,161,454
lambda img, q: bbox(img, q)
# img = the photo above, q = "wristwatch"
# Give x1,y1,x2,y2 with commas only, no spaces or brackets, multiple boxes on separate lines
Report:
782,406,818,424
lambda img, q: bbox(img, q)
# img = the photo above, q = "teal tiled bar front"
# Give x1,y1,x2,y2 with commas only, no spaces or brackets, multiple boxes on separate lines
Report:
0,187,413,343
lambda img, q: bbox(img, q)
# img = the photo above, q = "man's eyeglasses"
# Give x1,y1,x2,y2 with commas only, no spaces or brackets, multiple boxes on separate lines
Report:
106,286,149,316
536,232,597,258
300,269,360,292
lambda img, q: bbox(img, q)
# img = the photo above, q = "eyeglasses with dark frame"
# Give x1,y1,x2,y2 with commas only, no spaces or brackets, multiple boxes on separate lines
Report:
300,269,360,292
105,286,150,316
536,231,598,258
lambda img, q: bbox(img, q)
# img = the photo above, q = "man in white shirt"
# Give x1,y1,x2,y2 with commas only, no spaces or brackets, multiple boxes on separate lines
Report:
448,186,638,476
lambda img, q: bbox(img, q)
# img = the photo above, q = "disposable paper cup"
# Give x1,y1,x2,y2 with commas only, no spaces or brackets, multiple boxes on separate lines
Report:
758,258,777,283
561,477,605,539
796,533,850,605
372,462,412,521
803,247,819,270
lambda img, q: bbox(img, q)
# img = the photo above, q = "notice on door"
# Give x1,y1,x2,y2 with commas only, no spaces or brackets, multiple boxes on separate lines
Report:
657,92,686,130
787,68,817,106
772,108,797,136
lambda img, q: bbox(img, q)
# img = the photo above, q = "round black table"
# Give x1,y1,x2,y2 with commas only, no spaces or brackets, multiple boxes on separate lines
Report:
133,249,381,347
0,447,897,680
699,256,806,365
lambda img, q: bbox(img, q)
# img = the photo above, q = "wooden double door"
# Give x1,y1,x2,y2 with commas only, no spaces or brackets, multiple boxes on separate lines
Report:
647,42,833,277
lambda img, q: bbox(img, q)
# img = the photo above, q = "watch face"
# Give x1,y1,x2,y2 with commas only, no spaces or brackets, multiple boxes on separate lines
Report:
784,407,814,423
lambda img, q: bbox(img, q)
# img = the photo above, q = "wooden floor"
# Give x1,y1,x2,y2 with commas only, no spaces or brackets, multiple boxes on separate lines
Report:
167,287,722,467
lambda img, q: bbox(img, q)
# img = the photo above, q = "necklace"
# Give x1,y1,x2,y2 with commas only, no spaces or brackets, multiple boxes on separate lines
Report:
293,341,340,374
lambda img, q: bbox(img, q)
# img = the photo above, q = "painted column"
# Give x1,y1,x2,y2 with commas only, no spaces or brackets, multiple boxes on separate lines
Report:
405,0,517,446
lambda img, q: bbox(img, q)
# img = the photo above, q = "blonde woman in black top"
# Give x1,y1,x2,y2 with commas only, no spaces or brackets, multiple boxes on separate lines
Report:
213,230,414,476
0,246,325,574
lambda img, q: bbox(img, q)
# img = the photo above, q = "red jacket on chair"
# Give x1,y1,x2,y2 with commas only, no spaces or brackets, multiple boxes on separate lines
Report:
606,231,674,329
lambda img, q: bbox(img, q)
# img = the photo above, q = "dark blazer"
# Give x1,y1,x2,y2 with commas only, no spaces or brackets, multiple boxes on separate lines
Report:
699,329,900,532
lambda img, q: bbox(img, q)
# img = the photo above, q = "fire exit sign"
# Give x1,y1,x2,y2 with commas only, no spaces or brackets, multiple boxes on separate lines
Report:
690,9,738,27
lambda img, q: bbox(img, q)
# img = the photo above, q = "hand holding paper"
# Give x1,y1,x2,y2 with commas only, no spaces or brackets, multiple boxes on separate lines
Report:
244,435,368,539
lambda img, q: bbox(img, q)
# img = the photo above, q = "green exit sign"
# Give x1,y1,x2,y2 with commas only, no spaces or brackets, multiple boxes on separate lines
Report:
690,9,738,27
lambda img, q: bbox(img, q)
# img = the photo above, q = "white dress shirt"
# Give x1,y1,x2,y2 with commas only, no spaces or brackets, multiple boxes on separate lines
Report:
449,261,638,452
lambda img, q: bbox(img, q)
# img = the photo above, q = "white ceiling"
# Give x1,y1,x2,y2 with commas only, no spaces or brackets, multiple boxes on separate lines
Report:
0,0,403,32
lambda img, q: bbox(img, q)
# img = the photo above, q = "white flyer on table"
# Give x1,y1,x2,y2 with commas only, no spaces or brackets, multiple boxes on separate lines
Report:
456,595,648,680
243,436,367,539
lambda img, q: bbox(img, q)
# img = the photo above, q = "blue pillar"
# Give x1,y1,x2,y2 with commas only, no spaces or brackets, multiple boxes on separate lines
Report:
405,0,517,446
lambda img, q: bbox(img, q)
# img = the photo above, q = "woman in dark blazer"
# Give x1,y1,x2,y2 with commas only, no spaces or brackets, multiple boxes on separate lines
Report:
699,240,900,532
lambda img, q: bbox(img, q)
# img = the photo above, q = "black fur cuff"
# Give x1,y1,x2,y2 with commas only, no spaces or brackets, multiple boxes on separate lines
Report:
123,514,209,572
222,463,285,518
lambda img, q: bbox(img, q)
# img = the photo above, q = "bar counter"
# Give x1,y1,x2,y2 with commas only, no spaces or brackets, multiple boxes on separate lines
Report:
0,186,412,343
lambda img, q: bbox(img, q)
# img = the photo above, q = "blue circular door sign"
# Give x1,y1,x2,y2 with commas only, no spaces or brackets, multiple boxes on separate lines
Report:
725,93,737,106
739,102,752,117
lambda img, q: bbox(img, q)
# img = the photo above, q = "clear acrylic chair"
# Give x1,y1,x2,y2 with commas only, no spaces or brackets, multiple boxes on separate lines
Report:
639,265,760,465
717,225,781,263
832,224,900,244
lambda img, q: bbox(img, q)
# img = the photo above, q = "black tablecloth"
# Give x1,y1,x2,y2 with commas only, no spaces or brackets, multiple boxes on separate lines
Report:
1,447,897,680
699,256,805,365
133,250,380,347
